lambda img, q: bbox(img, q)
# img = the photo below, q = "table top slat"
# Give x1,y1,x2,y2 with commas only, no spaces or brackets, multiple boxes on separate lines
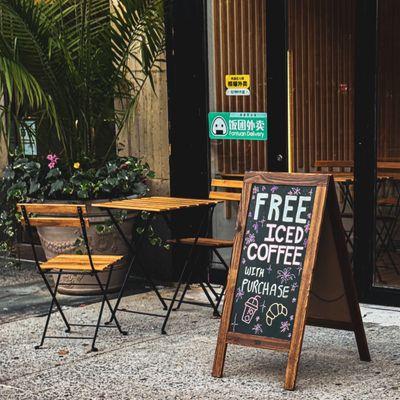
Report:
94,196,221,212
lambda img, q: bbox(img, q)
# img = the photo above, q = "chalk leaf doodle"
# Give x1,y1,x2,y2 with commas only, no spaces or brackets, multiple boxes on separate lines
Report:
266,303,288,326
242,295,260,324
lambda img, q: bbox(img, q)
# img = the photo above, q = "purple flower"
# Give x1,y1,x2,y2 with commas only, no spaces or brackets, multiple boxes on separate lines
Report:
253,186,259,194
271,185,278,193
46,153,59,169
252,222,259,233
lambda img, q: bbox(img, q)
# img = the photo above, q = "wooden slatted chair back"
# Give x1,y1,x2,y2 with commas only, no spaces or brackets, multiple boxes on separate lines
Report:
17,203,89,227
209,179,243,202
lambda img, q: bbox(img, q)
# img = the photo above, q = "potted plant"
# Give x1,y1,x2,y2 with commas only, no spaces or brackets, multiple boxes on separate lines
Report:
0,0,166,293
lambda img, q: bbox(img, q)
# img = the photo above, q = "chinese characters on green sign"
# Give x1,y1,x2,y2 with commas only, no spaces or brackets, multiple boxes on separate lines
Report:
208,112,268,141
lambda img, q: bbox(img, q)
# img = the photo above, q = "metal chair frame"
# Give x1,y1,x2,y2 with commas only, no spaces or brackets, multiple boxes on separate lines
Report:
20,204,127,352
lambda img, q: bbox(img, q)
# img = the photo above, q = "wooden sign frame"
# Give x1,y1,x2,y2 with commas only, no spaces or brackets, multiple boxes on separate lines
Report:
212,172,370,390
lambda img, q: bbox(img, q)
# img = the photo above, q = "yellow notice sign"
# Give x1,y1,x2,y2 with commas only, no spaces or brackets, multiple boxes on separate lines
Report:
225,74,250,96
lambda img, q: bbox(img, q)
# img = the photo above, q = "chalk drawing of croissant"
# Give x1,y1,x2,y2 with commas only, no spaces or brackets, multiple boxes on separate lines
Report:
265,303,288,326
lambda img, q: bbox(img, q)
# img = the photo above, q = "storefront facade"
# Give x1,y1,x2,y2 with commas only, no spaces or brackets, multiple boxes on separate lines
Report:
165,0,400,307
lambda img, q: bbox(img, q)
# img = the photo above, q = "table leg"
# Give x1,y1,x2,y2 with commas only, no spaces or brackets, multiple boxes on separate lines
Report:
161,206,210,334
107,211,167,325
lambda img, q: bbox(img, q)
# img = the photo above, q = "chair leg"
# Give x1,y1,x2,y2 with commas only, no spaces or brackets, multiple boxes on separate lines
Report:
174,246,205,311
36,273,69,349
212,249,230,313
200,282,220,317
93,270,127,337
91,271,112,352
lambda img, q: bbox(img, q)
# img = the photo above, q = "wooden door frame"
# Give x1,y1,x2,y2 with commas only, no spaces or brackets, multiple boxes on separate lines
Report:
266,0,289,173
354,0,400,306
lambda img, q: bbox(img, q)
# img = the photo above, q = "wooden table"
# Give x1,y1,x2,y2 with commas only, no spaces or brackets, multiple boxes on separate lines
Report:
94,196,222,334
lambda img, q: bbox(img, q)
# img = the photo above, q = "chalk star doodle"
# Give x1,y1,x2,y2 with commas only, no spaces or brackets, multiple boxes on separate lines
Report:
290,315,294,321
242,258,246,265
276,267,295,284
270,185,278,193
292,297,297,303
307,213,311,219
308,188,313,196
256,316,260,322
280,320,291,333
291,187,301,195
304,220,311,233
303,238,308,247
252,323,263,335
291,282,298,292
231,314,239,332
296,265,303,276
253,186,260,194
266,265,272,274
261,186,266,192
235,287,244,302
260,300,267,313
260,216,266,227
252,222,259,233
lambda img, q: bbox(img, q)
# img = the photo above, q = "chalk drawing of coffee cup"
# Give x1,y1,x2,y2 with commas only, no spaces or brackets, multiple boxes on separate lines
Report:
242,295,260,324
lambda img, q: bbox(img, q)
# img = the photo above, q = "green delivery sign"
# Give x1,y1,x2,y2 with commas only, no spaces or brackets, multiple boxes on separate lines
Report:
208,112,267,141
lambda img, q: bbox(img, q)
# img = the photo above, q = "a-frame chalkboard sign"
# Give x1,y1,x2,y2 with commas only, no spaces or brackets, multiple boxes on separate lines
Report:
212,172,370,390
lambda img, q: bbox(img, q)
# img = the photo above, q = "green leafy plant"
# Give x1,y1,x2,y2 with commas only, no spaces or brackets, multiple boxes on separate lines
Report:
0,154,155,252
0,0,165,164
0,0,167,255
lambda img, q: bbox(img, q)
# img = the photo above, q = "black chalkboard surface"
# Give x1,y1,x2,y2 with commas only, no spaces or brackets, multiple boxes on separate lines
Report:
229,183,315,340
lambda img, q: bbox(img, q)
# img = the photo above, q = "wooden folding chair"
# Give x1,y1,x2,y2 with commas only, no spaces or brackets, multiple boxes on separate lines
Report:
168,179,243,316
17,203,127,351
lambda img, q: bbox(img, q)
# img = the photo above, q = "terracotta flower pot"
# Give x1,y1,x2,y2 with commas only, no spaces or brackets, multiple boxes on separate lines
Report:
37,202,136,295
